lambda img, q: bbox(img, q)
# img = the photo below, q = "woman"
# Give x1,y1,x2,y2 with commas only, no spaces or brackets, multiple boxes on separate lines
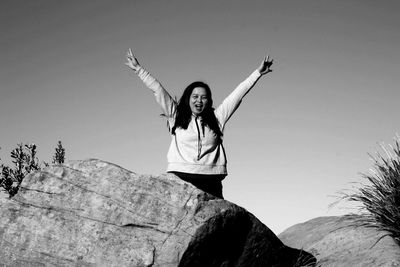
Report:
125,49,273,198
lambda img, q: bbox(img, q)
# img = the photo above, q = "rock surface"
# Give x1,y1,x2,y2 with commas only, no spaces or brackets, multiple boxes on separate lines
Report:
279,216,400,267
0,159,315,266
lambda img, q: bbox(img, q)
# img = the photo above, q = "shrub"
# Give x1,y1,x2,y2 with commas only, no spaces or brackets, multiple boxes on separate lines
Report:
0,141,66,198
52,141,65,164
340,136,400,245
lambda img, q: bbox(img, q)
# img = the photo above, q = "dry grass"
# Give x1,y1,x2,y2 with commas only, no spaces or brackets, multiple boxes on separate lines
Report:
338,136,400,245
293,248,318,267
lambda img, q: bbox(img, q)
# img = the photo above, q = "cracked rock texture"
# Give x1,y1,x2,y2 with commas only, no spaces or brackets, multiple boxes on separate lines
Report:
0,159,315,266
279,216,400,267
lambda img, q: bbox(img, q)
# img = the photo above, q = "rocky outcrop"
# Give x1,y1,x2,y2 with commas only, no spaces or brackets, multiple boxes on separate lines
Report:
279,216,400,267
0,159,315,266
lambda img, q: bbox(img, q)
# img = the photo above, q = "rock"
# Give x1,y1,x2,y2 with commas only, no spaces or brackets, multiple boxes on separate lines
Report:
0,159,315,266
279,216,400,267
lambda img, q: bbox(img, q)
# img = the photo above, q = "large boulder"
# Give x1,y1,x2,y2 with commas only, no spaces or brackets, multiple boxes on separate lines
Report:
0,159,315,266
279,216,400,266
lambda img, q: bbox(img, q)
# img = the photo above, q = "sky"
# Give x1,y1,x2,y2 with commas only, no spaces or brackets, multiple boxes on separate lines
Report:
1,0,400,234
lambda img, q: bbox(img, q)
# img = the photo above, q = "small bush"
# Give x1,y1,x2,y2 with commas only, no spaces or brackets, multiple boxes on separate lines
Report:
340,136,400,244
0,141,66,198
52,141,65,164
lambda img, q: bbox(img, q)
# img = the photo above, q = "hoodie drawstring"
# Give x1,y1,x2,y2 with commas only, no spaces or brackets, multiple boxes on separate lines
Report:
194,116,203,160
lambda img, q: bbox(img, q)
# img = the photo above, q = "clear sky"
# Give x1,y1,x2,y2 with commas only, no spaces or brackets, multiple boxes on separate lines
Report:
1,0,399,234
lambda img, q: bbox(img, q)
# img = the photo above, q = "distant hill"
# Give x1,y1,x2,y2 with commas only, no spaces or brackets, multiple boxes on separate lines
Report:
279,216,400,266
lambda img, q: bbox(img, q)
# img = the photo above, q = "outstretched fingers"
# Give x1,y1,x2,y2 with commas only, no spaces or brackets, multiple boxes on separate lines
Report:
125,48,141,71
258,53,274,75
265,54,273,64
126,48,134,60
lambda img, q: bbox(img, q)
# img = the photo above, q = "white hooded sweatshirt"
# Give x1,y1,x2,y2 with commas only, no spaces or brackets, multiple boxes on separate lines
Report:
136,67,262,175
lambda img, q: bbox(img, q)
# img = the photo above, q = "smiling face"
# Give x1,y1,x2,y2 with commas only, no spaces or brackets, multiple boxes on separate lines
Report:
189,87,209,115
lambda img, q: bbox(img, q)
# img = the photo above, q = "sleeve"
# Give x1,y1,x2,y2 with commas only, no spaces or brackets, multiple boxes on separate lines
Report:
136,66,177,119
215,69,262,130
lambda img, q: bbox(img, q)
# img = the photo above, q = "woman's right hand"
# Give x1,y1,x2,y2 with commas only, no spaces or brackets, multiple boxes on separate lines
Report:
125,48,141,72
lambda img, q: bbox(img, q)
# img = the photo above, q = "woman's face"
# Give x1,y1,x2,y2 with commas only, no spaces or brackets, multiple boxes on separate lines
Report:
189,87,209,115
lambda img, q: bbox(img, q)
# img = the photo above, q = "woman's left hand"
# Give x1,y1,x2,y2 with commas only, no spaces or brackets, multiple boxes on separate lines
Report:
258,55,274,75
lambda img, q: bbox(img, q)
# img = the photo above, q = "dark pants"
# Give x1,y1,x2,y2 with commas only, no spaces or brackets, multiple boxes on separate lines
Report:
169,171,225,199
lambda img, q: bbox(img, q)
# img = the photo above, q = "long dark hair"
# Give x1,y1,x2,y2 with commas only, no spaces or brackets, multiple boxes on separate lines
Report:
171,81,223,139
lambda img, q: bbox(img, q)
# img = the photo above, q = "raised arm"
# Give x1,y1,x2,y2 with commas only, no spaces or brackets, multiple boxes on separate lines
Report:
215,55,273,129
125,49,176,118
